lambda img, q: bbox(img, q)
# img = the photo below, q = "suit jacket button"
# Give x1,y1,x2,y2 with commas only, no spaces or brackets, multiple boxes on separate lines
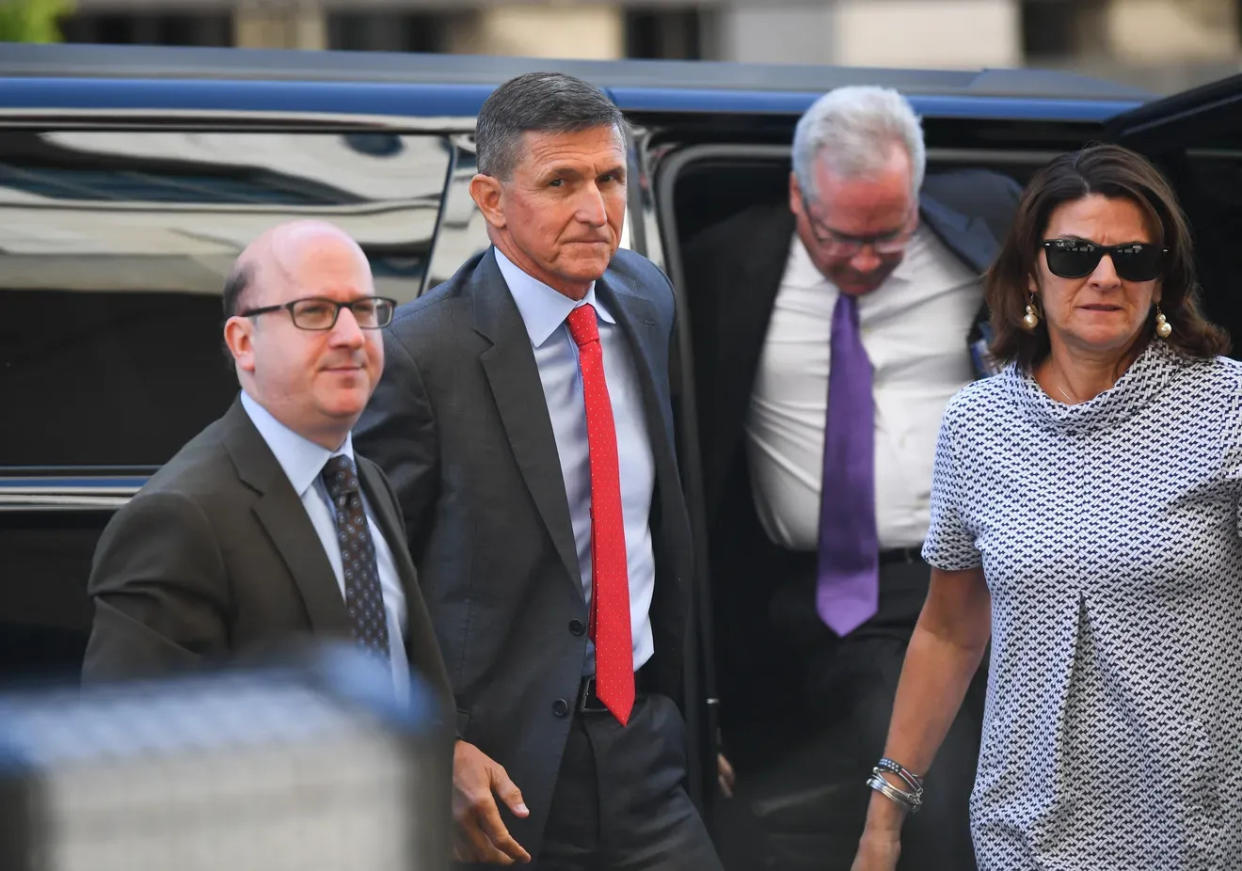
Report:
568,619,586,636
552,698,569,718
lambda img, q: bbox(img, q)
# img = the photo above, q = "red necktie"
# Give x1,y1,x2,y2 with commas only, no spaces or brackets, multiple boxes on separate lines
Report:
566,304,634,726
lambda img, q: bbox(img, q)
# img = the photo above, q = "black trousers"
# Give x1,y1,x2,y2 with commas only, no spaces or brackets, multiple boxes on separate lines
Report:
718,554,985,871
537,692,723,871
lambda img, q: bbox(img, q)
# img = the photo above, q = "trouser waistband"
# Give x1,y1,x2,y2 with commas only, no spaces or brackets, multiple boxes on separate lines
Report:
577,663,654,714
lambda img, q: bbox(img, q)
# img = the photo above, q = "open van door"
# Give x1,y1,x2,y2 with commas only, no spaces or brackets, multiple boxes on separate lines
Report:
1107,72,1242,152
1107,73,1242,347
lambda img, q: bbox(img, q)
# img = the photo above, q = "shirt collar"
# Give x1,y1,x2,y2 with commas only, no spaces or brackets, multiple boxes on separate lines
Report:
787,232,830,290
494,246,616,348
239,391,354,498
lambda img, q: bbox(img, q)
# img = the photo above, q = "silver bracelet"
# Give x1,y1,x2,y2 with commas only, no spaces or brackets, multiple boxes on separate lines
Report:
876,757,924,794
866,771,923,814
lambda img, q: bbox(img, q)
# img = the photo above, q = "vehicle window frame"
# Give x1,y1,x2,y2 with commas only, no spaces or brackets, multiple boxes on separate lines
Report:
0,113,464,493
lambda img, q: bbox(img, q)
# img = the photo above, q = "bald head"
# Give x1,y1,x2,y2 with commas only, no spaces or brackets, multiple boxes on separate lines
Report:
221,220,384,450
224,220,371,318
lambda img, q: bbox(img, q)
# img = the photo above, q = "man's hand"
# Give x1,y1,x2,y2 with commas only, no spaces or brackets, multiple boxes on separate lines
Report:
716,752,736,799
452,739,532,865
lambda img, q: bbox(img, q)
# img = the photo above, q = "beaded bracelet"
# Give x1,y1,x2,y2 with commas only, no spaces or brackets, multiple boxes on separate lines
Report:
866,771,923,814
876,757,924,794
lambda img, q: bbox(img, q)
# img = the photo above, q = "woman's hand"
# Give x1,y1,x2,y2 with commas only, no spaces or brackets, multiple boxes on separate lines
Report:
850,828,901,871
849,567,988,871
850,784,906,871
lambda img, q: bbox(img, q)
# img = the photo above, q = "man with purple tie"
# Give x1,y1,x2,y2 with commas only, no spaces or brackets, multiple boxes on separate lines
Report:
682,86,1020,870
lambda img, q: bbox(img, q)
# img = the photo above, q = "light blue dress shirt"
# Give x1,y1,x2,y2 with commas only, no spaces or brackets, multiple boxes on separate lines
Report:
495,248,656,675
240,392,410,701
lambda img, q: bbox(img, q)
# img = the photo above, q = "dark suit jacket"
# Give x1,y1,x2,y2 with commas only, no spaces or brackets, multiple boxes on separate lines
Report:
353,246,695,859
82,396,450,700
684,169,1021,520
679,170,1020,719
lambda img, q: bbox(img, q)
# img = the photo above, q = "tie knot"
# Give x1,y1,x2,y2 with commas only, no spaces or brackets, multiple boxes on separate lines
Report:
566,304,599,348
321,455,359,502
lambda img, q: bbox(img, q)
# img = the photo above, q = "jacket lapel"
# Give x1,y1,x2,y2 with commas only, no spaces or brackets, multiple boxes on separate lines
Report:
471,252,582,593
720,204,796,382
221,398,351,636
356,458,418,597
920,194,1000,274
597,270,689,699
702,203,795,511
596,274,675,470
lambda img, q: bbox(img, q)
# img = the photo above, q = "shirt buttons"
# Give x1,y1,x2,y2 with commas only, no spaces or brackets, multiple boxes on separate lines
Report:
552,698,570,718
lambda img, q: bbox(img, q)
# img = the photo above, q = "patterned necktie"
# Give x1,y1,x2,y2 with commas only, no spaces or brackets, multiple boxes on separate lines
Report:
815,293,879,635
321,455,391,661
566,303,634,726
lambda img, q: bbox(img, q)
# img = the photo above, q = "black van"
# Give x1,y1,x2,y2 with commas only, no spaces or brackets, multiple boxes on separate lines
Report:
2,40,1240,860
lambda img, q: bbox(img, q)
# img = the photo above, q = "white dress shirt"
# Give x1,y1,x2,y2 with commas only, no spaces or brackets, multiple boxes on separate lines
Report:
240,391,411,701
745,224,981,551
495,248,656,676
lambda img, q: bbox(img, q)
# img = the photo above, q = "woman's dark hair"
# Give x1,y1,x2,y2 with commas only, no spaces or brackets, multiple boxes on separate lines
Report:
986,143,1228,368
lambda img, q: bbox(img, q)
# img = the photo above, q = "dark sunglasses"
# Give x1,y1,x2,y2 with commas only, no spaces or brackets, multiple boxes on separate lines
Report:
1041,238,1167,282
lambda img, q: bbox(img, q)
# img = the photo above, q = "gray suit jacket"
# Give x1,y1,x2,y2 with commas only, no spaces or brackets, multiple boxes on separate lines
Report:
83,397,450,699
354,246,695,859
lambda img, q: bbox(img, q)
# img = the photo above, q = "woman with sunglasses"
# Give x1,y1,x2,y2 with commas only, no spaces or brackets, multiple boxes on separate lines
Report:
852,143,1237,871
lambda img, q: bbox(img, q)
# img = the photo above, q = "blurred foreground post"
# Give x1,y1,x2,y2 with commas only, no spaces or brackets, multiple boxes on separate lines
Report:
0,644,450,871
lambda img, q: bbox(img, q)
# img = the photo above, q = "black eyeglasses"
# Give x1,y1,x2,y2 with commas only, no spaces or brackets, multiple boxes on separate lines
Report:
804,206,917,257
240,296,396,330
804,216,914,254
1041,239,1167,282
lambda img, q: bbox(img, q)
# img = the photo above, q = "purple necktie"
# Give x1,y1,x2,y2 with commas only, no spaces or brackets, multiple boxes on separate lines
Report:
815,293,879,636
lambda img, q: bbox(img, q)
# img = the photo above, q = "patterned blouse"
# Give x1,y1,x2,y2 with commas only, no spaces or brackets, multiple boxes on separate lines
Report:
923,340,1242,870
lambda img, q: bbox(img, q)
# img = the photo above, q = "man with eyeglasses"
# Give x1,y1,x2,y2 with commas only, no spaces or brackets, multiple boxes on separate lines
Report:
681,86,1020,870
83,220,451,715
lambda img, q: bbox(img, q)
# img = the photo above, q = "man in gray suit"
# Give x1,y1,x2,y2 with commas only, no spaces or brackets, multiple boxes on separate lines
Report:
84,220,450,712
355,73,721,869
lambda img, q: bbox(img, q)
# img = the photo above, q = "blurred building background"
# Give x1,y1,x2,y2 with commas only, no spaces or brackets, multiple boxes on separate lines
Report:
31,0,1242,94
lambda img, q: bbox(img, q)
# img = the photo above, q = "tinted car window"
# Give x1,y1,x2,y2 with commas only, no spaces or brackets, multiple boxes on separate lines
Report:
0,129,451,470
1169,148,1242,345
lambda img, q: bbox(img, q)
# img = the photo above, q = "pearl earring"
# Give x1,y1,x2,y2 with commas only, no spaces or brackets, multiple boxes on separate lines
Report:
1021,293,1040,331
1155,304,1172,339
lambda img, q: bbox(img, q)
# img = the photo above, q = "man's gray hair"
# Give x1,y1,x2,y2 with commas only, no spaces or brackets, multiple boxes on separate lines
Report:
792,85,926,203
476,72,627,180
